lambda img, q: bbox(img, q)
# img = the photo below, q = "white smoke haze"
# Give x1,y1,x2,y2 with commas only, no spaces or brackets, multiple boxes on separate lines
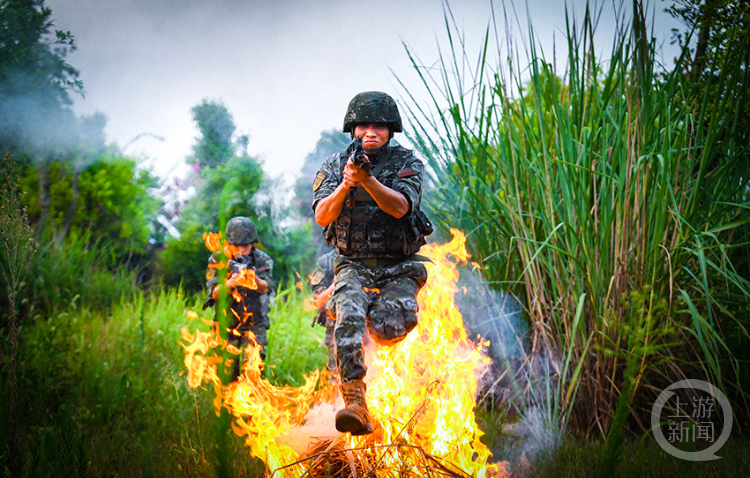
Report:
42,0,681,185
455,268,526,367
277,400,341,456
452,266,573,471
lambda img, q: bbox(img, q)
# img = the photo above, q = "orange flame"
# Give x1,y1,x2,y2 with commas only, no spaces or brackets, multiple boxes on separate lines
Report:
203,231,223,252
182,229,507,476
303,298,317,312
232,268,258,290
224,243,242,259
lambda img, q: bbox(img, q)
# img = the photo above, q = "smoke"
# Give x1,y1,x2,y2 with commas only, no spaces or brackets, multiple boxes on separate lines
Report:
1,74,110,167
276,400,341,456
453,267,571,472
454,267,526,368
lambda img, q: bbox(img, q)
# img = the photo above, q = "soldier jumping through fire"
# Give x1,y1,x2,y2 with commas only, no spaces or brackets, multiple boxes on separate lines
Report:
312,91,433,436
204,216,274,382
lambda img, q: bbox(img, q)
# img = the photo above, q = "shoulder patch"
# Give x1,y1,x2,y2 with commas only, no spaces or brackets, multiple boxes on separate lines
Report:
310,269,326,286
313,171,326,191
398,166,415,178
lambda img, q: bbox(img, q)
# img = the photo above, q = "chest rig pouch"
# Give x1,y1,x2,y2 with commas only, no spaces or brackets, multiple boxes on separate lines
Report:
324,147,432,258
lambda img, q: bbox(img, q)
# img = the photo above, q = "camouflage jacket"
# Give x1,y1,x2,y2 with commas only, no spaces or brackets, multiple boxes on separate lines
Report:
203,247,274,326
309,249,339,296
312,143,426,258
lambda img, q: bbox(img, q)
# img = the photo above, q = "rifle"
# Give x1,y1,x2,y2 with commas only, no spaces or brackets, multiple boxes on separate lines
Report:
226,253,264,322
228,254,252,275
346,136,371,207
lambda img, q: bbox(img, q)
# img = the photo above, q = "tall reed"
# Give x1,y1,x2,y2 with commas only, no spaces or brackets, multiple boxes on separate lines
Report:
401,0,750,435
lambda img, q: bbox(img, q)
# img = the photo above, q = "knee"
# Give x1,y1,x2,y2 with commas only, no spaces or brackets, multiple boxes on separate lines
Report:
367,297,419,346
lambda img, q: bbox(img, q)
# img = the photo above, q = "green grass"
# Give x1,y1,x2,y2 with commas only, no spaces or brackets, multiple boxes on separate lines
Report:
266,284,329,386
528,434,750,478
2,282,326,476
400,0,750,440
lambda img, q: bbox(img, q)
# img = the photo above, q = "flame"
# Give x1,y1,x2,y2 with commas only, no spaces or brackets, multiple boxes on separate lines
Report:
182,229,508,476
303,298,317,312
232,268,258,290
224,243,242,258
203,231,223,252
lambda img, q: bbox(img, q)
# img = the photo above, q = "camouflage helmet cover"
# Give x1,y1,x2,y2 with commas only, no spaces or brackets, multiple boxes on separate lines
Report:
225,216,258,245
343,91,403,133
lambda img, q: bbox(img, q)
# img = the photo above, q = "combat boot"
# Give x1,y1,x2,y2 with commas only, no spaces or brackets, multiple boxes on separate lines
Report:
335,379,373,435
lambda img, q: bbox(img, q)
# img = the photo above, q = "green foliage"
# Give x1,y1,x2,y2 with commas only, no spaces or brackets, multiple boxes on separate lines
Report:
19,155,159,255
0,152,38,477
266,285,328,386
0,281,323,476
24,233,141,316
160,99,321,294
401,0,750,437
0,153,38,310
187,99,238,170
0,0,82,152
159,153,268,293
526,435,750,477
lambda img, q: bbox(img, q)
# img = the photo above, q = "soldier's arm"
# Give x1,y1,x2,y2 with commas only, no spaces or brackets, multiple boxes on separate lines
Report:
254,276,269,294
254,253,273,295
389,156,424,217
357,172,410,218
314,181,353,227
313,283,335,312
313,155,352,227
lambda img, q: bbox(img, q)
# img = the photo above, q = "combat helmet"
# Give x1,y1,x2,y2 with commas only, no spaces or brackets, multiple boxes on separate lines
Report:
225,216,258,245
343,91,403,133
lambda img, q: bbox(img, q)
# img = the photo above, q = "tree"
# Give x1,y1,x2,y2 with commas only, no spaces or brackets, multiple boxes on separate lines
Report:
0,0,82,153
19,153,159,255
187,99,237,170
665,0,750,146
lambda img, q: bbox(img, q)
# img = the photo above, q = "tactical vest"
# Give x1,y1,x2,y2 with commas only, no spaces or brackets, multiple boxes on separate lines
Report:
324,146,432,258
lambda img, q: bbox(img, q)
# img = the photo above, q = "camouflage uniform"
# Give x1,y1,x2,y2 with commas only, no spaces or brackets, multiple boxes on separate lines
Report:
313,141,429,383
310,249,338,298
309,249,339,374
203,218,274,378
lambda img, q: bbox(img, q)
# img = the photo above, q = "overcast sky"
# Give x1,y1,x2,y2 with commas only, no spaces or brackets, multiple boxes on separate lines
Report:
44,0,681,184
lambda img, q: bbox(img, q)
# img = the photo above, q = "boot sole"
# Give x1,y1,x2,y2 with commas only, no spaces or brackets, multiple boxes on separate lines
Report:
336,414,373,435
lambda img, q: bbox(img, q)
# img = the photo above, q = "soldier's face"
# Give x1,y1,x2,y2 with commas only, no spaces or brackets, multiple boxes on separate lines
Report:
236,243,253,255
354,123,390,150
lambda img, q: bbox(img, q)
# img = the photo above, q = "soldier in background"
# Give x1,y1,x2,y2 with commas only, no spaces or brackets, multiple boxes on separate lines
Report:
312,91,433,435
204,216,274,381
309,249,339,378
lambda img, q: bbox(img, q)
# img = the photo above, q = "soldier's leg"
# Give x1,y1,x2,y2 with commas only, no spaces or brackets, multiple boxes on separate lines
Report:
228,332,245,382
324,317,338,380
368,260,428,346
329,259,374,382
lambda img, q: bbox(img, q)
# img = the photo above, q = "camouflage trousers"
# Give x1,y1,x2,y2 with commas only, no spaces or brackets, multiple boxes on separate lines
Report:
327,256,428,383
